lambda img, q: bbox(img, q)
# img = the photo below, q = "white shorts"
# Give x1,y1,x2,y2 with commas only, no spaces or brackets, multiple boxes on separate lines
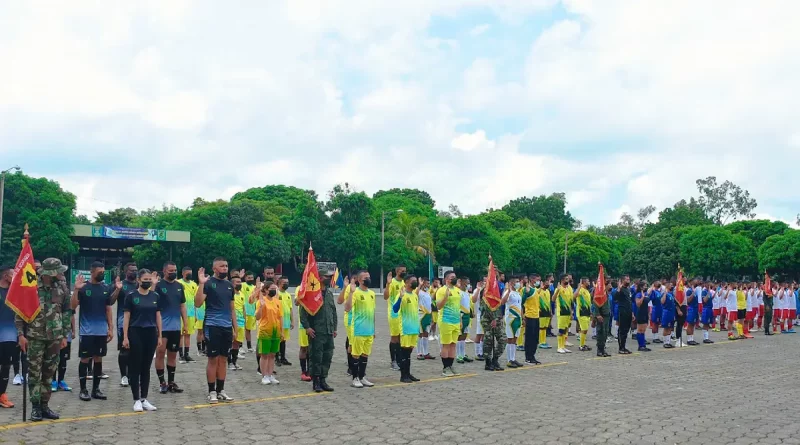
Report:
476,323,484,335
505,318,521,339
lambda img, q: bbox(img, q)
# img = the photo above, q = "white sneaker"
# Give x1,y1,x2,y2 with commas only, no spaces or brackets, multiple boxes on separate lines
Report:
351,377,364,388
247,347,255,353
12,374,23,385
238,351,246,359
441,368,450,377
141,399,157,411
133,400,143,412
465,338,474,343
269,375,279,384
234,364,243,371
448,366,459,376
208,391,218,404
359,377,374,387
565,341,574,347
217,390,234,402
261,375,271,385
120,376,129,387
179,357,187,364
227,363,237,370
564,348,572,353
557,348,566,354
100,373,109,380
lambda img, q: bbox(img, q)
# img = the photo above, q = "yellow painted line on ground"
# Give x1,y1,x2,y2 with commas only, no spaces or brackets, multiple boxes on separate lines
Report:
184,372,479,410
0,411,143,431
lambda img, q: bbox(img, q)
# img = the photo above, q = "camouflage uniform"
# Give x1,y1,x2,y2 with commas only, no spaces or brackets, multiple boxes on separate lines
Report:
15,259,70,416
479,298,505,367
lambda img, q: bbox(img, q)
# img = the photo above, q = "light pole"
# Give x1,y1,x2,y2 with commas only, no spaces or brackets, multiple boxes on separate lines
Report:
380,209,403,290
0,166,21,256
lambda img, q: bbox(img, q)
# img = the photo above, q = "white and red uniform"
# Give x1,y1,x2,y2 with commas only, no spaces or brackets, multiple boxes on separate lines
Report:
787,288,797,321
726,289,738,322
745,289,755,321
775,288,786,320
712,290,721,317
720,288,730,320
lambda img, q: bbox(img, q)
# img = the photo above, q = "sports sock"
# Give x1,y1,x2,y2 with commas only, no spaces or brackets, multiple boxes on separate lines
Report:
157,368,166,385
475,341,483,356
703,330,709,340
167,365,176,384
300,358,308,374
390,343,396,363
92,362,102,391
580,332,586,347
216,379,224,392
421,338,428,355
539,329,545,345
636,333,645,348
79,361,88,391
247,340,252,350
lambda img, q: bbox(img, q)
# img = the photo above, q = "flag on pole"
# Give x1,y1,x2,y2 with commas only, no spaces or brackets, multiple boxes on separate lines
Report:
332,267,344,289
483,256,502,311
296,246,324,315
593,263,607,307
675,265,686,306
5,227,40,323
764,270,773,296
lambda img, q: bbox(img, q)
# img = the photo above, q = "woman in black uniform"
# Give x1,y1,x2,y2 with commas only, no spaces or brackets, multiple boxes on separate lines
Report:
634,280,651,352
122,269,162,412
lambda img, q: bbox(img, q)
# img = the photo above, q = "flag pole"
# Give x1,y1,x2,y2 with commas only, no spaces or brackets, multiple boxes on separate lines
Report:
22,223,28,422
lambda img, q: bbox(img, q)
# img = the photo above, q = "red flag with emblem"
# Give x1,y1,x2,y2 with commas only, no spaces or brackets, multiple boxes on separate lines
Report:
296,246,323,316
5,234,40,323
764,270,773,296
483,256,502,311
593,263,607,307
675,266,686,305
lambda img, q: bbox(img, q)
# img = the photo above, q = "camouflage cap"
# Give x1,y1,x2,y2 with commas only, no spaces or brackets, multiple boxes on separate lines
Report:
318,262,336,277
38,258,68,276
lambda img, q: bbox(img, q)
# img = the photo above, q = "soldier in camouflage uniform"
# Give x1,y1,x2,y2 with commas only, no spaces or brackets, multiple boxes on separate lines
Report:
16,258,71,421
299,264,337,393
480,289,507,371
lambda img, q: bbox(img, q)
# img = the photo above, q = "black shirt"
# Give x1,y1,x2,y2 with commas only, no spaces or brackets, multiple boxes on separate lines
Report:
117,280,139,325
154,280,185,332
615,286,633,315
203,277,233,328
124,290,161,328
78,282,112,336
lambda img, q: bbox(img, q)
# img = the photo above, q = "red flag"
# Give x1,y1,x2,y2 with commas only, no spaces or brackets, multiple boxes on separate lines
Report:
296,246,323,316
593,263,607,307
764,270,773,296
483,256,502,311
675,266,686,306
5,237,40,323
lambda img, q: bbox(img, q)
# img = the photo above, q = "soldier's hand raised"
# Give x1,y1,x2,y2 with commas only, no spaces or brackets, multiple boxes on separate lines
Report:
74,274,87,290
198,268,210,285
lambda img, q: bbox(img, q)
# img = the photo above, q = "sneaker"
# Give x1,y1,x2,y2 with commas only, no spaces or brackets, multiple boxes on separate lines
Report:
57,380,70,391
160,383,169,394
539,343,552,350
238,350,246,359
351,377,364,388
565,341,574,347
424,354,436,360
448,366,459,376
0,393,14,409
637,347,651,352
301,373,312,382
516,345,524,351
79,389,91,401
652,339,663,344
564,348,572,353
99,374,109,380
120,376,129,387
391,361,401,371
179,356,187,364
462,355,474,363
441,368,451,377
269,375,279,384
663,343,675,349
455,357,465,364
506,361,519,369
557,348,566,354
217,391,234,402
465,338,474,343
475,354,484,361
261,375,271,385
248,347,255,352
183,355,195,363
168,383,184,393
12,374,23,385
786,329,796,334
234,364,243,371
141,399,157,411
417,354,425,360
51,380,58,392
360,378,374,387
703,339,714,344
133,400,143,412
227,363,237,371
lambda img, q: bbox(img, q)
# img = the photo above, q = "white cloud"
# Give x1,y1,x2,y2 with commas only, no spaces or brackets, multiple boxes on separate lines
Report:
451,130,495,151
469,24,491,36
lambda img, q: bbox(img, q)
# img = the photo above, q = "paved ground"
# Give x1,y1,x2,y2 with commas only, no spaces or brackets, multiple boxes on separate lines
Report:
1,298,798,445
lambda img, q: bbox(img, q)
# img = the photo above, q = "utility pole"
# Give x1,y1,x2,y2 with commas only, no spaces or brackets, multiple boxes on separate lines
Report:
563,231,568,274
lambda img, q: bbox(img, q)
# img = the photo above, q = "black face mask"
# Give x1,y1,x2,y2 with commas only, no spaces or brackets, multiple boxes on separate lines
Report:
449,278,457,286
94,273,104,282
217,272,227,280
126,272,137,281
322,278,331,286
268,289,277,297
398,272,406,280
362,278,371,287
140,282,152,290
234,284,242,291
410,281,418,290
247,280,255,285
281,284,288,290
183,274,192,281
167,272,177,281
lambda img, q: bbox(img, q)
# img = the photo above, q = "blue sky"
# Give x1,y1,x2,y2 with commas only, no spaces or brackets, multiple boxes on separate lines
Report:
1,0,798,228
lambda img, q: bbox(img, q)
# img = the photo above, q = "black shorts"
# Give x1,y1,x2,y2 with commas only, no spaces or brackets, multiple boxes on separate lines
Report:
636,309,649,325
117,328,124,350
162,331,181,352
79,335,108,359
0,341,16,366
204,325,232,358
737,309,747,320
61,342,72,361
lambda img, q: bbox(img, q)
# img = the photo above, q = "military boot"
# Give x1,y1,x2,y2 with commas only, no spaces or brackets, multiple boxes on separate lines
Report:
30,403,43,422
41,402,60,420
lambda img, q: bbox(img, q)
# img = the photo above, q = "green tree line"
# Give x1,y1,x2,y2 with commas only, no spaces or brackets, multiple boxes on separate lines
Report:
2,171,798,281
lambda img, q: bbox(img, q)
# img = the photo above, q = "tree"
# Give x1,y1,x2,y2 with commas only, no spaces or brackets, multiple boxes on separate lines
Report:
642,198,713,237
679,226,756,279
434,216,510,279
321,184,377,271
623,232,679,280
556,231,622,278
389,212,434,258
502,193,577,230
0,171,78,264
758,230,800,280
695,176,758,224
373,188,435,209
502,229,556,275
725,219,789,249
476,210,514,232
94,207,139,226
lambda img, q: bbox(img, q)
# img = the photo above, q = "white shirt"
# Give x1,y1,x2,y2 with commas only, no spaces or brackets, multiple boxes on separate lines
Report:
756,289,764,307
712,291,721,310
726,290,738,311
788,290,797,310
418,290,431,316
505,291,522,318
746,290,754,311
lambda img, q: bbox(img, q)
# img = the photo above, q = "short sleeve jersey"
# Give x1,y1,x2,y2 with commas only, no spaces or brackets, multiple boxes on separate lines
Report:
554,285,574,317
203,277,234,328
279,290,293,329
78,282,112,336
399,291,420,335
436,286,461,326
178,279,198,318
418,290,432,316
352,288,376,336
257,297,283,337
155,280,185,332
124,290,161,328
576,288,592,317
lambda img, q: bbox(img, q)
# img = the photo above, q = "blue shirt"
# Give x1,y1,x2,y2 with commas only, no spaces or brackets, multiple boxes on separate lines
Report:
649,289,662,308
155,280,185,332
124,290,161,328
0,287,18,342
118,280,139,327
662,292,676,312
686,288,698,308
203,277,233,328
78,282,112,336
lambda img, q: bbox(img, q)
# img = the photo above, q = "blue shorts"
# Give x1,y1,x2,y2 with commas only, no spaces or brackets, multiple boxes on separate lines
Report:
650,307,662,324
686,307,698,324
701,308,714,325
661,309,675,328
613,305,620,321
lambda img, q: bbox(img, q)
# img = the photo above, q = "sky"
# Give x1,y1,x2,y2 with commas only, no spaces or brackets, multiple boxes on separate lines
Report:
1,0,799,228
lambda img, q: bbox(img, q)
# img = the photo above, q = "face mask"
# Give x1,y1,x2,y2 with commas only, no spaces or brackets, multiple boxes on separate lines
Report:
268,289,277,297
449,277,457,286
217,272,227,279
234,284,242,291
410,281,419,290
362,278,371,287
322,278,331,286
126,272,137,281
140,282,152,290
514,282,521,290
281,283,288,290
247,280,255,285
94,273,104,282
534,281,541,287
167,272,177,281
398,272,406,279
183,274,192,281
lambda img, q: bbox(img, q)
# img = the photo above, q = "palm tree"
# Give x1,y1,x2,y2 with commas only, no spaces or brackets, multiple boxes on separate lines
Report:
389,212,434,261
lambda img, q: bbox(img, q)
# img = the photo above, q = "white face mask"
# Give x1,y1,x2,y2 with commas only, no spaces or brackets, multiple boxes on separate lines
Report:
514,282,521,290
534,281,541,287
